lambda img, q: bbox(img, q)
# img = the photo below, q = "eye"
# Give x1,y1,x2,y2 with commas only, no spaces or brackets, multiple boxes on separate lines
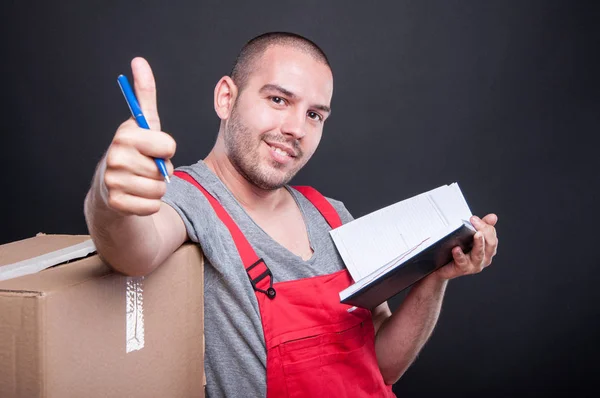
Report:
270,96,287,105
307,111,323,122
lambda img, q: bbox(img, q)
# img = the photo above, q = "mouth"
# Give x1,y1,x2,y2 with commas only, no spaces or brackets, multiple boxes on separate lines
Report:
264,140,297,158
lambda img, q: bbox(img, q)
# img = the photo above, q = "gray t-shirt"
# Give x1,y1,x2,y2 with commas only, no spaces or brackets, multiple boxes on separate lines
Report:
162,161,354,398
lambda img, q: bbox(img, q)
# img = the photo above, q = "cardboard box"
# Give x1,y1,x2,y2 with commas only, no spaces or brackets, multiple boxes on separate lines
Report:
0,234,205,398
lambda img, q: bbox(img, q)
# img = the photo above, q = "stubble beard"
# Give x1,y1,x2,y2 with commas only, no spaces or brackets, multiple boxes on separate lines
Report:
224,107,306,191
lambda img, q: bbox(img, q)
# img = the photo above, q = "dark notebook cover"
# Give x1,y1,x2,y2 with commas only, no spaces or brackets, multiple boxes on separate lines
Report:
340,222,475,310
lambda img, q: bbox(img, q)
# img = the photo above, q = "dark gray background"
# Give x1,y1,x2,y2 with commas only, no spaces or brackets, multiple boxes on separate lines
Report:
2,0,598,396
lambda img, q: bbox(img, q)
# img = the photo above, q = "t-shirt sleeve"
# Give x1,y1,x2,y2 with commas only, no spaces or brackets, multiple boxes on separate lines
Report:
325,197,354,224
161,174,203,243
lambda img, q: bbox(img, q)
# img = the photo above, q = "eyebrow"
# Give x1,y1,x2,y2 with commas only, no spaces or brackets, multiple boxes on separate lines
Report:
259,84,331,114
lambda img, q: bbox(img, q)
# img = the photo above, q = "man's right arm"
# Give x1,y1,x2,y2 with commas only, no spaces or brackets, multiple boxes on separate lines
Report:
84,57,187,276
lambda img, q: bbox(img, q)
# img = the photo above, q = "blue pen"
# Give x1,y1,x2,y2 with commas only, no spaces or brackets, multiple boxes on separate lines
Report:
117,74,170,183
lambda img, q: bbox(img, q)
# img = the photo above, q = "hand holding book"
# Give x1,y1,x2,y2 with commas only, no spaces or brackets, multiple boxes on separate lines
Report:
330,183,499,309
433,213,498,281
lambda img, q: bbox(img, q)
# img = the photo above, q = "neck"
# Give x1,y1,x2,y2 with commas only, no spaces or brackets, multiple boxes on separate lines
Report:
204,144,288,213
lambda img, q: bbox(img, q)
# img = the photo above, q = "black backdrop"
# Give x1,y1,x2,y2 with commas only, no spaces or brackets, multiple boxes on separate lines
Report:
2,1,599,396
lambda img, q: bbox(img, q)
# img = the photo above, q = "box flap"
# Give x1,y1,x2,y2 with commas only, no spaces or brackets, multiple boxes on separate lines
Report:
0,235,96,282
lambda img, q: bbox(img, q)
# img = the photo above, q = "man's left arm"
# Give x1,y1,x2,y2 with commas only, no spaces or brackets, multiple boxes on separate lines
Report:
372,214,499,385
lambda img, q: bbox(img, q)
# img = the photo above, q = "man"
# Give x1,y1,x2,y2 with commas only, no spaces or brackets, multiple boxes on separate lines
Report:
84,32,498,397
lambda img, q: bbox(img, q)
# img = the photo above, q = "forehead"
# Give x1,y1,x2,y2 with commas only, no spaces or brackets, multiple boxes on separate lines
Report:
245,45,333,103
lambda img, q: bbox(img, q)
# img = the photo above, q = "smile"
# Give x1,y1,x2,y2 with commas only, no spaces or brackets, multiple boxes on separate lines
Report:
264,141,297,165
264,141,297,158
269,145,290,157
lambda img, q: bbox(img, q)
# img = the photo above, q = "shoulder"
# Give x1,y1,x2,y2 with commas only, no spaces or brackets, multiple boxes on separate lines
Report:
324,196,354,224
172,161,212,185
161,161,220,243
289,185,354,224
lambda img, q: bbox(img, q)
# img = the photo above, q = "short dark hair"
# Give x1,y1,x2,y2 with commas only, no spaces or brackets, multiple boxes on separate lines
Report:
230,32,331,90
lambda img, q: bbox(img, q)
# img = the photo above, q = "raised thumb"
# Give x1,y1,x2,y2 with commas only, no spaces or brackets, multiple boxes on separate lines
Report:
131,57,161,131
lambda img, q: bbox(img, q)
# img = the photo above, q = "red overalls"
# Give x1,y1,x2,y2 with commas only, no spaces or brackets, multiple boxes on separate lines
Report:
175,171,395,398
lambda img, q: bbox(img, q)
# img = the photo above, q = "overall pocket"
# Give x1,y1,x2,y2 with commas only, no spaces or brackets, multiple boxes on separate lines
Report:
278,321,380,397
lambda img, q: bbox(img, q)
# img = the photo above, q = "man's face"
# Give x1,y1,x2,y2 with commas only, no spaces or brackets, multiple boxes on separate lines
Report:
223,45,333,190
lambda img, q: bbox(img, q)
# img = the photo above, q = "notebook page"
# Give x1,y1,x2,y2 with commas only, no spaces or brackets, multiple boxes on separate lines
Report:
428,182,472,222
331,186,453,281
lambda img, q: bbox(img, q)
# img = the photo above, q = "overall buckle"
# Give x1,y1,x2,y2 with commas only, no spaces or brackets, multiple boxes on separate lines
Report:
247,258,276,299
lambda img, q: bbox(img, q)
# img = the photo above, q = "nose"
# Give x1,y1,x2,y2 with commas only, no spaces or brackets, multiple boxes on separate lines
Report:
281,110,306,140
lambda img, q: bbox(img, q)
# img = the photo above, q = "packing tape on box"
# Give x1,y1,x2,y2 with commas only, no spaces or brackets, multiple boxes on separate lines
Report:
125,276,145,353
0,239,97,282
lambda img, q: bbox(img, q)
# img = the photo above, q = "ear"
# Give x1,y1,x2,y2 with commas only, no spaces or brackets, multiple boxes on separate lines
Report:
214,76,238,120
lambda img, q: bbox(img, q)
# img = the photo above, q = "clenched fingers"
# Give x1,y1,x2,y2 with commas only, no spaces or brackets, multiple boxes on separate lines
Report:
104,170,167,199
112,124,176,160
106,143,174,180
106,191,163,217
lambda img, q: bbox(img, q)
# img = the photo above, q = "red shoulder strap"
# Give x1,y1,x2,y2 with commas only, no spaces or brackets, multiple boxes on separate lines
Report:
173,171,257,263
292,186,342,229
173,170,275,297
173,172,343,297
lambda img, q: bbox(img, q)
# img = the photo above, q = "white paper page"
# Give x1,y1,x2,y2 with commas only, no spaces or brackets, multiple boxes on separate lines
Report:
428,183,472,222
332,186,444,281
330,183,471,282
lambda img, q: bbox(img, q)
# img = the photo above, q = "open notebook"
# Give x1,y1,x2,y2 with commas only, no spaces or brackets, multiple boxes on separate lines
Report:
330,183,476,309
